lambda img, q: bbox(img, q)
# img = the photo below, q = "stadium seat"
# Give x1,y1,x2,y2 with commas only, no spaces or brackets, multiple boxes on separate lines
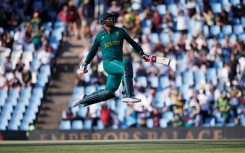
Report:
162,111,174,123
175,75,182,87
206,68,217,85
0,89,7,107
24,43,35,52
222,25,232,35
217,67,229,83
233,25,244,35
182,70,194,87
155,90,165,108
149,33,160,44
210,25,221,36
159,118,168,128
167,4,178,16
238,33,245,42
171,32,181,44
71,120,83,130
156,4,166,17
221,0,230,5
85,85,96,95
94,119,104,130
60,120,71,130
194,69,206,87
83,120,92,129
203,25,209,37
209,0,219,4
19,121,30,131
148,76,159,88
136,76,147,87
159,32,170,45
230,0,240,6
146,118,154,128
211,3,222,14
159,76,169,89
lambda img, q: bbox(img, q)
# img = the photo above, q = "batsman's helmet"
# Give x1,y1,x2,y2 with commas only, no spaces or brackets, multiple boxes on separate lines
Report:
99,12,116,25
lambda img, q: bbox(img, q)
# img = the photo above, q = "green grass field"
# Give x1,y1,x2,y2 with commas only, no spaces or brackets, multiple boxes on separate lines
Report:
0,139,245,153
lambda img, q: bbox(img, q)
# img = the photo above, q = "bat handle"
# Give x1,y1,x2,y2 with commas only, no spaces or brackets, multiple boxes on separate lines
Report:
142,55,151,62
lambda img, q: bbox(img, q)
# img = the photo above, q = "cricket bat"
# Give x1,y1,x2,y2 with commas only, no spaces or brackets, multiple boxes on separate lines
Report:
144,55,171,66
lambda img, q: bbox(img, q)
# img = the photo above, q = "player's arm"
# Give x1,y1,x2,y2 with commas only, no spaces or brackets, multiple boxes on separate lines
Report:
122,28,150,62
77,36,100,74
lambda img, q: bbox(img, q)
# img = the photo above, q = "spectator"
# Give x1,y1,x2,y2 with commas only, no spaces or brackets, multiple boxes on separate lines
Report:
125,104,137,128
171,113,184,127
78,0,94,39
197,90,210,124
176,10,189,39
100,103,114,128
58,5,69,38
228,83,242,125
21,67,32,87
137,105,147,127
189,96,201,126
215,92,230,124
151,108,161,127
62,107,76,120
67,0,79,38
31,24,42,50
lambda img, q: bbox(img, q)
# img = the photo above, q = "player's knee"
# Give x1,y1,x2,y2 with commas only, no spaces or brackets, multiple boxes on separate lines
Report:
106,84,120,93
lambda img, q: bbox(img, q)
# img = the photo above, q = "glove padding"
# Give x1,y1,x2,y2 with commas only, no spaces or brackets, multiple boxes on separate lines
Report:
77,63,88,74
141,53,151,62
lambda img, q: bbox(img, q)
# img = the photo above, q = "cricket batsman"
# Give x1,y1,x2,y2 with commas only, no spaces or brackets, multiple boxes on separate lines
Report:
73,12,150,108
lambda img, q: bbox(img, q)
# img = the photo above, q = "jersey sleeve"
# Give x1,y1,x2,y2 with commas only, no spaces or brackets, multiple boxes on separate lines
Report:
122,28,144,55
84,35,100,64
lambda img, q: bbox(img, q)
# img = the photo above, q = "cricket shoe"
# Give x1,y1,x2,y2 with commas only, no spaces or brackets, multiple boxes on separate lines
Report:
72,94,86,108
122,97,141,103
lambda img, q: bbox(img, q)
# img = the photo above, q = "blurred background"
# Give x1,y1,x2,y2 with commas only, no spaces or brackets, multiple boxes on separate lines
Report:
0,0,244,140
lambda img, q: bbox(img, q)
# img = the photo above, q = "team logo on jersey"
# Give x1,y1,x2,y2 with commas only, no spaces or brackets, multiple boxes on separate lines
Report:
102,36,105,39
116,31,119,37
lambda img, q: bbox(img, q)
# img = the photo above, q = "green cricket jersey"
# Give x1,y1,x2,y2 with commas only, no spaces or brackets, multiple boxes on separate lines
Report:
84,27,143,64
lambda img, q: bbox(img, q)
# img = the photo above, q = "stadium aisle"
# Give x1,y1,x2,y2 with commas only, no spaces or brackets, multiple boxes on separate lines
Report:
35,37,87,129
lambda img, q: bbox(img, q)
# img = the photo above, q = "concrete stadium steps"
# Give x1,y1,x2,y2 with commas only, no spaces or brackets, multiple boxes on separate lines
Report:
35,37,87,129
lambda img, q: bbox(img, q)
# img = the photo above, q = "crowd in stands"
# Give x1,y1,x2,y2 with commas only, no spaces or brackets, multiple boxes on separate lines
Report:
62,0,245,130
0,0,67,130
0,0,244,131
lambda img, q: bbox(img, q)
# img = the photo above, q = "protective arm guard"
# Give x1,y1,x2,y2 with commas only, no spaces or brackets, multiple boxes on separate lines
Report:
123,62,135,98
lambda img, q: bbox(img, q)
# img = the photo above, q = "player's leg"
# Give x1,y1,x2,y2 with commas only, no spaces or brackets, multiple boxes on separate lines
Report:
72,89,115,107
73,60,124,107
122,62,141,103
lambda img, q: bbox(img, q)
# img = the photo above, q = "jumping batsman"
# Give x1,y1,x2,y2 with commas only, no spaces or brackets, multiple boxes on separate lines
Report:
73,12,150,108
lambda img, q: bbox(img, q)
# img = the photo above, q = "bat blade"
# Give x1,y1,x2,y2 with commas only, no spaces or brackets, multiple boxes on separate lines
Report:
151,56,171,65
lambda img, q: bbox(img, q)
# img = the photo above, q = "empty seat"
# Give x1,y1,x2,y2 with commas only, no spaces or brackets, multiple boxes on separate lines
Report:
222,25,232,35
182,70,194,87
71,120,83,130
206,68,217,85
194,69,206,87
59,120,71,130
148,76,159,88
211,3,222,14
233,25,244,35
167,4,178,16
160,118,168,128
159,32,170,45
210,25,221,36
136,76,147,87
159,76,169,89
146,118,154,128
83,120,92,129
157,4,166,17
